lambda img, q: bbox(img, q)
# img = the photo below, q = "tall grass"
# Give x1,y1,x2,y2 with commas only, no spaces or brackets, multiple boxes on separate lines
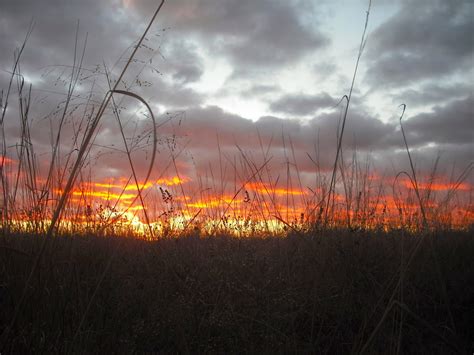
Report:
1,230,473,353
0,0,166,345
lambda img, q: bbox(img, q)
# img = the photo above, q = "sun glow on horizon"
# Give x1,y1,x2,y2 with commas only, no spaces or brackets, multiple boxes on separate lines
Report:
5,170,470,239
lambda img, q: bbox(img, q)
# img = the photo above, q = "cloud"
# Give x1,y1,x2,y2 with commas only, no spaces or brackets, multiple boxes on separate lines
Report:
312,61,337,80
404,95,474,146
392,82,472,107
0,0,138,72
149,103,470,186
160,41,204,84
366,0,473,88
150,76,205,108
156,105,398,178
269,92,335,116
0,0,471,195
136,0,329,69
240,84,281,98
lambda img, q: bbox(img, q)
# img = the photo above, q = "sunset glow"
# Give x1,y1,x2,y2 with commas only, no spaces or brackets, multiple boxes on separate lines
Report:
0,0,472,238
401,180,471,191
4,169,471,238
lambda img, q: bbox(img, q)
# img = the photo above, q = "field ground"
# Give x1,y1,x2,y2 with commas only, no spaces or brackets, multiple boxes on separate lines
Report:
1,230,473,353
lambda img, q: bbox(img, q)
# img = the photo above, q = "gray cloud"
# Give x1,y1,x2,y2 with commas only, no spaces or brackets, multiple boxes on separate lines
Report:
366,0,473,88
150,77,204,108
154,103,470,184
404,95,474,146
137,0,329,69
0,0,471,193
163,105,397,173
0,0,138,72
160,41,204,84
392,82,472,107
269,92,335,116
240,84,281,98
313,61,337,80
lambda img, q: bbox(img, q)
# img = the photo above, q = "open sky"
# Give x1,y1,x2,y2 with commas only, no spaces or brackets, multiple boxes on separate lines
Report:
0,0,473,193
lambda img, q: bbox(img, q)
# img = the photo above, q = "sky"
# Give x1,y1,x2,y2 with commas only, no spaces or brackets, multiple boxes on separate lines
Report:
0,0,473,212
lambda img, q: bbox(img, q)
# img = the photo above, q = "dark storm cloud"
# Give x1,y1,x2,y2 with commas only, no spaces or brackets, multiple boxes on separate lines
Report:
269,92,335,116
134,0,329,68
366,0,473,88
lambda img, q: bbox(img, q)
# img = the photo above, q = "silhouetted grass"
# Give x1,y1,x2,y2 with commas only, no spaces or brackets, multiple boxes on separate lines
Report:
1,230,472,353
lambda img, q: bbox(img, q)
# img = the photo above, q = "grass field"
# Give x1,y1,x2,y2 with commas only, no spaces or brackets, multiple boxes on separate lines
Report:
1,230,473,353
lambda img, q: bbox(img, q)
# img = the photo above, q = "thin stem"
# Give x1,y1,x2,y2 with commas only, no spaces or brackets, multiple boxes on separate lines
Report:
325,0,372,226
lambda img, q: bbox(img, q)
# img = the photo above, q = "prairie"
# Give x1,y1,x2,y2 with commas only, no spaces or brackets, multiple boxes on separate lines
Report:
1,230,473,353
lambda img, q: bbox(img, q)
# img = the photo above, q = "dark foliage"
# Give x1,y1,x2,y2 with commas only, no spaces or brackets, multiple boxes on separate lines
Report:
1,231,473,353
